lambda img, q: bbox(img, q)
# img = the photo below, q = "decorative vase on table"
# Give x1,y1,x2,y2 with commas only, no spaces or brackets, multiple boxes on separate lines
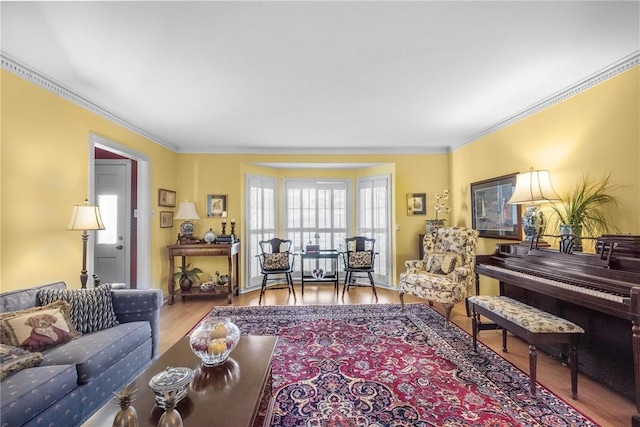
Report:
179,277,193,292
425,219,445,233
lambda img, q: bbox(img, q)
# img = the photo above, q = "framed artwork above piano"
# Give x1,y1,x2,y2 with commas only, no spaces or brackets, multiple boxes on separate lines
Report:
470,173,522,240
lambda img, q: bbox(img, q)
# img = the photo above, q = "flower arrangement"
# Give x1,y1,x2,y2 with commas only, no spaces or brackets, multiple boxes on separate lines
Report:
434,189,450,220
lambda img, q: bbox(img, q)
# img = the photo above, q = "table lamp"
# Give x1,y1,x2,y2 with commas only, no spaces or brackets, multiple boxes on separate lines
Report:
507,168,560,241
67,199,105,288
174,201,201,238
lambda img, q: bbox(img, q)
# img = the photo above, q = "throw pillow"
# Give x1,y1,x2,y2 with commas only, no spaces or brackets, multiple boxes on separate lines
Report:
440,252,462,274
426,254,444,274
0,301,81,352
0,344,43,380
37,284,119,334
349,251,372,268
263,252,290,271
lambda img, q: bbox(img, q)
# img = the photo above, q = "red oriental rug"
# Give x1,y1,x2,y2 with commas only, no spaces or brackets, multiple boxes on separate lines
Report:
198,303,599,427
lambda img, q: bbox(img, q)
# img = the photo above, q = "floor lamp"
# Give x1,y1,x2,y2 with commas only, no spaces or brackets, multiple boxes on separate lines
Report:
67,200,105,288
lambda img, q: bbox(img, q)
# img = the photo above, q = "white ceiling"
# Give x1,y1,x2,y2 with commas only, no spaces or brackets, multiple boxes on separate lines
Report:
1,1,639,154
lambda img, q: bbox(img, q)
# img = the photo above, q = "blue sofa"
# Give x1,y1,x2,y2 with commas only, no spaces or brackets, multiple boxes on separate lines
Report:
0,282,163,427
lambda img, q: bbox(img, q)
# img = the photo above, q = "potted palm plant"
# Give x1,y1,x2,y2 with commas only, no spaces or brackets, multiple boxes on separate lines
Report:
173,263,203,291
547,172,619,251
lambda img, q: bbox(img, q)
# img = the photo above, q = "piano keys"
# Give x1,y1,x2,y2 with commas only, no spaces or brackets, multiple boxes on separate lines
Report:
475,237,640,427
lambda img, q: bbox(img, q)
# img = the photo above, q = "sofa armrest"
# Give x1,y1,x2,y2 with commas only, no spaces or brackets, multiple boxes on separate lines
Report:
111,289,163,359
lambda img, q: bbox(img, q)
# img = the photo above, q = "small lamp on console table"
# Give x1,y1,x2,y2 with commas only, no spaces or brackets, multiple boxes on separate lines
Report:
508,168,560,241
67,199,105,288
174,201,201,243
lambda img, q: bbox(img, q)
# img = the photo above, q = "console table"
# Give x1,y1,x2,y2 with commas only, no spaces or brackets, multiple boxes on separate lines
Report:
300,249,341,296
167,242,240,305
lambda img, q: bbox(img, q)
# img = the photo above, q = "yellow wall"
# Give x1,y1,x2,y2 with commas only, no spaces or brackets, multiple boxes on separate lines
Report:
1,70,178,291
2,65,638,296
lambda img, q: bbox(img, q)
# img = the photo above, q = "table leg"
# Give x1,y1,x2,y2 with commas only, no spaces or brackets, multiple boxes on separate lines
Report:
334,257,339,296
168,255,176,305
228,252,233,304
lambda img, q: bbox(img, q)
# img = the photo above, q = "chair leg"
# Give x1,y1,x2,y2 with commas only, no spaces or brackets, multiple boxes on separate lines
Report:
368,272,377,299
442,303,454,326
399,292,405,311
287,273,297,301
259,274,267,305
342,272,350,298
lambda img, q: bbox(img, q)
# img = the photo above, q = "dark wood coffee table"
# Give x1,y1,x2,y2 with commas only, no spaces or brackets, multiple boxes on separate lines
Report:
82,335,277,427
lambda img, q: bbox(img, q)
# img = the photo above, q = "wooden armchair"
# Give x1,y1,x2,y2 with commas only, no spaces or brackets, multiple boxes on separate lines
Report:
399,227,479,325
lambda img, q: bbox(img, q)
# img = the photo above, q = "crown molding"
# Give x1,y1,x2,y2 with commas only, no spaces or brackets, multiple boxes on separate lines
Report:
1,53,177,152
176,145,449,155
3,50,638,155
450,51,640,152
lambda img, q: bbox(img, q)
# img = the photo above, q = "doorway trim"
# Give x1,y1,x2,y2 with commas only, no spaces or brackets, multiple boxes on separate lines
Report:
89,134,151,289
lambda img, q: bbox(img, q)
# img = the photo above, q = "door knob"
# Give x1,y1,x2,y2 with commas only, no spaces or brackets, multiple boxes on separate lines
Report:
116,245,124,250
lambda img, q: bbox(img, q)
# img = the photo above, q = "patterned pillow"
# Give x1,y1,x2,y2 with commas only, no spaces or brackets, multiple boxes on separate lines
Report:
426,254,444,274
440,252,462,274
349,251,372,268
0,344,43,380
263,252,290,271
427,252,461,275
0,301,81,352
37,284,119,334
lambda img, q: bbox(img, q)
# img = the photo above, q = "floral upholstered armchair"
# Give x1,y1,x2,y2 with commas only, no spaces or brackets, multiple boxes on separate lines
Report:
399,227,479,325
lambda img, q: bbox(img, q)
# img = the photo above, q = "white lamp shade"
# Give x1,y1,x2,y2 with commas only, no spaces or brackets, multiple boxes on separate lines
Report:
67,204,105,230
174,202,201,220
508,169,560,205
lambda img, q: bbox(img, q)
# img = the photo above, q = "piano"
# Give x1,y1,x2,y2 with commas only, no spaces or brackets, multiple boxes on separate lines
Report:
475,235,640,427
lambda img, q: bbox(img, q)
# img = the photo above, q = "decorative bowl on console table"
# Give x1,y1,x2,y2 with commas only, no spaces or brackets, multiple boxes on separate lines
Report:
189,317,240,366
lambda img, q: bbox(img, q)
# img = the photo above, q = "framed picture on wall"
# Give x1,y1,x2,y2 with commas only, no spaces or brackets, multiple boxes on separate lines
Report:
470,173,522,239
407,193,426,215
207,194,227,217
159,211,173,228
158,189,176,207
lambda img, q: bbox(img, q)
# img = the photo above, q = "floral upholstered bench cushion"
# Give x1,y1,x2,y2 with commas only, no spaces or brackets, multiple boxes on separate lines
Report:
468,295,584,334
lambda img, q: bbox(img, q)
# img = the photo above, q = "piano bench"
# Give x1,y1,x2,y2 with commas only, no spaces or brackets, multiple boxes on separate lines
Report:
467,295,585,399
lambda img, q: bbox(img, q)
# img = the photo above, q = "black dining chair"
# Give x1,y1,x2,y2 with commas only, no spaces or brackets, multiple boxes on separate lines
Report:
256,238,297,304
341,236,377,299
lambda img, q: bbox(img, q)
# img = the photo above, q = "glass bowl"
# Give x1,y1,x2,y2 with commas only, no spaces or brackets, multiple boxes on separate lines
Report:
189,317,240,366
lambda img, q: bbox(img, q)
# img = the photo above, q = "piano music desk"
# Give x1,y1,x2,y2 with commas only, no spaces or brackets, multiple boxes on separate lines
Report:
469,295,585,399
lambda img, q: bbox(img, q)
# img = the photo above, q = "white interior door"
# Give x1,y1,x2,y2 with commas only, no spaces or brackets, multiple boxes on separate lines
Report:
94,160,131,285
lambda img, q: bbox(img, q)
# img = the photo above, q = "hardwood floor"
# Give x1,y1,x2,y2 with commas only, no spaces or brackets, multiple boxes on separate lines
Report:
158,285,634,427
